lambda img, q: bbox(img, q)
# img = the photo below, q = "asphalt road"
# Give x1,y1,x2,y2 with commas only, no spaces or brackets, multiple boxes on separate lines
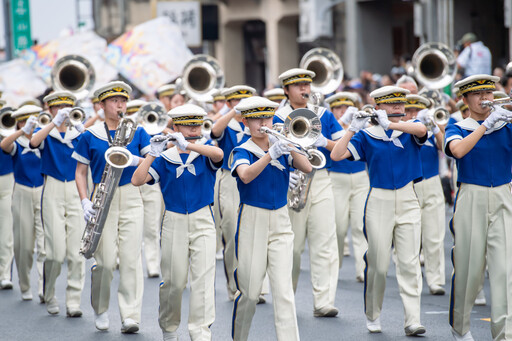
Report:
0,205,493,340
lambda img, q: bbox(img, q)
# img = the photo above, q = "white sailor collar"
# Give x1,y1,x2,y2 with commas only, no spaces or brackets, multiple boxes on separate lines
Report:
160,137,207,165
16,135,40,158
364,125,404,140
275,103,326,122
48,126,80,148
456,117,507,134
87,123,110,142
237,139,286,171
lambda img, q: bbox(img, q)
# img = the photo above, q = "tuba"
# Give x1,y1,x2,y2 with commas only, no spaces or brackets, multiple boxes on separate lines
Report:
80,115,138,259
410,42,456,90
51,55,96,100
0,107,16,137
138,103,168,135
300,48,343,95
181,55,225,102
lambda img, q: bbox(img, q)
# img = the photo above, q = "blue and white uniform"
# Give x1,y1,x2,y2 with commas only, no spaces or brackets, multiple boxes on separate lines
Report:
148,141,219,340
33,126,85,312
445,118,512,339
230,139,299,341
274,103,342,312
9,136,45,299
72,123,150,323
347,124,424,329
0,144,14,285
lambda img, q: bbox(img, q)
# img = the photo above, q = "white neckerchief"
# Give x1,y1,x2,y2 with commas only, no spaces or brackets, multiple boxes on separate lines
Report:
17,135,40,158
364,125,404,149
238,139,285,171
423,130,434,147
48,126,80,149
275,102,326,123
456,117,507,134
227,118,251,143
160,137,207,178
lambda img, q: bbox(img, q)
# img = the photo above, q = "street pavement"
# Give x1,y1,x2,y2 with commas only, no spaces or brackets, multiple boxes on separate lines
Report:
1,205,493,340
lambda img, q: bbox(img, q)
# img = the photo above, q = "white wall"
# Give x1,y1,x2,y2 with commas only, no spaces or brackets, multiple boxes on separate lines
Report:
29,0,78,44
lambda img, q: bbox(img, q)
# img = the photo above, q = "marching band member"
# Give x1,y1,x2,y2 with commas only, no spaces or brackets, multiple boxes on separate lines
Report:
208,89,227,122
210,85,255,301
445,75,512,340
0,105,45,301
274,68,342,317
230,96,311,341
0,102,14,291
331,86,427,336
126,99,147,120
132,104,223,341
325,92,369,282
263,88,286,104
73,81,151,333
405,94,446,295
157,84,185,112
30,91,85,317
84,96,105,128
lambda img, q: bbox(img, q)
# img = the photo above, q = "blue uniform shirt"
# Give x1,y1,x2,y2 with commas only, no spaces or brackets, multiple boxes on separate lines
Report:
347,125,423,190
274,103,343,169
33,127,81,181
0,142,13,176
420,133,440,180
148,142,220,214
329,158,366,174
445,118,512,187
213,119,250,170
10,137,44,187
231,139,292,210
72,124,151,186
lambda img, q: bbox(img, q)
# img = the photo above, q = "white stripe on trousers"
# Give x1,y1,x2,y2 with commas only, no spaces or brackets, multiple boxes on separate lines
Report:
140,183,163,276
0,173,13,281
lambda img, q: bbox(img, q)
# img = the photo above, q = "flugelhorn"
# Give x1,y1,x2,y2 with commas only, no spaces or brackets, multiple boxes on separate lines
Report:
0,107,16,137
51,55,95,100
410,42,456,89
138,103,168,135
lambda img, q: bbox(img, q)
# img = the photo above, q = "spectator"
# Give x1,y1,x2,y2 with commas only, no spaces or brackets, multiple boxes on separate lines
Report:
456,32,491,78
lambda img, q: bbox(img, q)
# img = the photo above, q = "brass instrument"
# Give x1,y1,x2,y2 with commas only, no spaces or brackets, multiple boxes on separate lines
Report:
481,98,512,109
37,112,52,128
202,118,213,136
80,115,138,259
151,134,203,143
300,48,343,95
51,55,95,99
181,55,225,102
426,107,450,127
410,42,456,89
138,103,168,135
0,107,16,137
68,107,86,127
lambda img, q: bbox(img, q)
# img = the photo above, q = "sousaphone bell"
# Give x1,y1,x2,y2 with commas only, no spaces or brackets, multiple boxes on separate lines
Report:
51,55,96,100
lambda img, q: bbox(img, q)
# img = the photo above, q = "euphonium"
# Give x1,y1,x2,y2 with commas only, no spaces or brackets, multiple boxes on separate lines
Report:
181,55,224,102
410,42,456,90
0,107,16,137
80,115,138,259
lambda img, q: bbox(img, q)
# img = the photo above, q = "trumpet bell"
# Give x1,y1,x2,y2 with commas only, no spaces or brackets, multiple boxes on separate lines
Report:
182,55,225,102
68,107,86,126
300,48,343,95
51,55,95,99
104,146,133,169
0,108,16,137
138,103,168,135
202,118,213,135
38,112,53,128
432,107,450,126
307,148,326,169
284,108,322,147
411,42,456,89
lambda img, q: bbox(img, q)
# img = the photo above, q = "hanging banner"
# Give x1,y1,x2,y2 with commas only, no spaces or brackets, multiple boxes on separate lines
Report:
0,59,47,107
10,0,32,57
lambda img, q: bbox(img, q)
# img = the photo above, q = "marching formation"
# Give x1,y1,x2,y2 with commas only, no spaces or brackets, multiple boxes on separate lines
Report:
0,36,512,341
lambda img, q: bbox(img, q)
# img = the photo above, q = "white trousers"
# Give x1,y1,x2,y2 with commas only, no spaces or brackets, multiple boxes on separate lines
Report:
232,205,299,341
42,176,84,309
450,183,512,339
289,169,339,310
330,170,369,278
91,183,144,322
414,175,445,287
213,170,223,253
218,168,239,298
140,183,163,276
12,184,45,295
364,182,422,328
159,206,216,341
0,173,13,281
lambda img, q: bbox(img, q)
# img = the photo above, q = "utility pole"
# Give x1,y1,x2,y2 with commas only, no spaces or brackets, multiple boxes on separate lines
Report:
2,0,12,60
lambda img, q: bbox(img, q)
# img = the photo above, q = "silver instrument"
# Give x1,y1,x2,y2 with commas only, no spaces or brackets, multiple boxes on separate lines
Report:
37,112,53,128
68,107,86,127
425,107,450,127
481,99,512,122
151,134,203,143
202,118,213,136
80,115,138,259
410,42,456,90
138,103,168,135
182,54,225,102
300,48,343,95
0,107,16,137
51,55,96,100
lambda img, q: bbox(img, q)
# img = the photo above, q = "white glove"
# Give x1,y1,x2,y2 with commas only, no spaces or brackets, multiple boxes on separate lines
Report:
416,109,430,125
129,155,140,167
81,198,96,222
289,172,299,190
268,139,291,160
218,104,230,116
313,134,328,148
349,114,370,133
169,132,189,151
268,133,278,145
149,135,168,157
340,106,359,126
97,108,105,119
21,116,38,134
374,109,390,130
52,107,71,126
483,109,510,130
74,122,85,133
